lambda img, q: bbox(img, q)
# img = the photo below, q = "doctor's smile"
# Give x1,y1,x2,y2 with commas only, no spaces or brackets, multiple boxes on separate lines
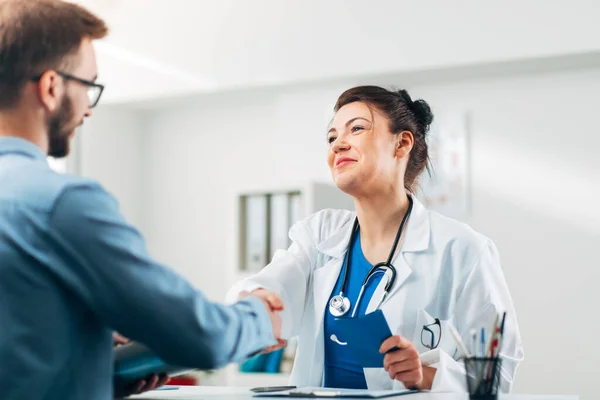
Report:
335,156,357,169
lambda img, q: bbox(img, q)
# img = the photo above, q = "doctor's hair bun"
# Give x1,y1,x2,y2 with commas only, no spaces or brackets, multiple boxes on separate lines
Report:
395,89,434,133
333,85,433,193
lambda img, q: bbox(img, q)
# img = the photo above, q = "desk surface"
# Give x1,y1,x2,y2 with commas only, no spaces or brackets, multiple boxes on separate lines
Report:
129,386,578,400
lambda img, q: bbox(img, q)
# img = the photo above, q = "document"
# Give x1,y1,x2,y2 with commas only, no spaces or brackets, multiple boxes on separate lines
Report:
333,310,395,368
253,387,417,398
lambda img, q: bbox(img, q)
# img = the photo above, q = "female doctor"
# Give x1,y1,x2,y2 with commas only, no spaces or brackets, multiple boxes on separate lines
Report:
227,86,524,392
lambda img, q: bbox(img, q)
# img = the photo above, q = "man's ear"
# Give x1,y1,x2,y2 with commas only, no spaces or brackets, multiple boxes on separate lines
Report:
396,130,414,158
35,70,64,112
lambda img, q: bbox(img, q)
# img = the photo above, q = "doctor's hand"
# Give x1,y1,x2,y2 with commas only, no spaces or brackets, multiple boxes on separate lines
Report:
248,288,284,312
380,335,435,390
240,289,287,353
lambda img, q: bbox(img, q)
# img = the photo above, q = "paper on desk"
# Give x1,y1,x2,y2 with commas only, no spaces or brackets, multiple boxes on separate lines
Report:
253,387,417,398
333,309,394,368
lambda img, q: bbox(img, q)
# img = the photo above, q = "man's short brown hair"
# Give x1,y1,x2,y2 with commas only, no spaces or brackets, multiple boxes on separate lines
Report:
0,0,108,109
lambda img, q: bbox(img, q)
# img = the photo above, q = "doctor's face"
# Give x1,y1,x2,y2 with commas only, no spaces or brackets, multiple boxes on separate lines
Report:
327,102,403,196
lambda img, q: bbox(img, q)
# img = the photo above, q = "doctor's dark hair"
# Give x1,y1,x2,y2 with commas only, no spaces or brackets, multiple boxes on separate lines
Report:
333,85,434,193
0,0,108,109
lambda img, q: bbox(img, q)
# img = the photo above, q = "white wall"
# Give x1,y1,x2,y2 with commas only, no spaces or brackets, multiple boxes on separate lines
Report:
84,0,600,103
78,106,146,230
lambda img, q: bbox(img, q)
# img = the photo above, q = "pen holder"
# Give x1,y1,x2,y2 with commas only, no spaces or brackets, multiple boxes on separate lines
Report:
463,357,502,400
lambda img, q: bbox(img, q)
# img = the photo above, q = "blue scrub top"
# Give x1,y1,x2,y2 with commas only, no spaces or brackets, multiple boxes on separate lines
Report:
324,230,384,389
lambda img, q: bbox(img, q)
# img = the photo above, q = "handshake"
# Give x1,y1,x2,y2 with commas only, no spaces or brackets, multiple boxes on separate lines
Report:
240,289,287,354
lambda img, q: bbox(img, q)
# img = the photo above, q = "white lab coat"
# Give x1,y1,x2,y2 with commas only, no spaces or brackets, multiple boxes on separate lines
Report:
226,195,524,393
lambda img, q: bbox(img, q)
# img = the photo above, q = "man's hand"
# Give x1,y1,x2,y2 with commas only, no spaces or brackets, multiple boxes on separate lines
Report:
113,331,130,346
379,335,435,390
114,373,169,399
239,289,287,353
112,332,170,398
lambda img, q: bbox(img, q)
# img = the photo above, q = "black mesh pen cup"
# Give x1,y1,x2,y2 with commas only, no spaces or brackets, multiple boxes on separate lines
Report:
463,357,502,400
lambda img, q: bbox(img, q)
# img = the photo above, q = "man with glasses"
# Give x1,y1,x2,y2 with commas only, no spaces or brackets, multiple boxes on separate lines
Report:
0,1,284,399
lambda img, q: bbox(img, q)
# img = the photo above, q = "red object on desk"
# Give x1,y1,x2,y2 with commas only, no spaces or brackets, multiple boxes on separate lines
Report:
166,375,197,386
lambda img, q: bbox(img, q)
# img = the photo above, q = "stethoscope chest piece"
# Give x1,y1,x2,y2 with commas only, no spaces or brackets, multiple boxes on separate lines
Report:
329,294,351,317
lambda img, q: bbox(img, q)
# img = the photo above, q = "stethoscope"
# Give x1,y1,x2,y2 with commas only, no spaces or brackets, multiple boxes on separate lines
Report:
328,196,413,318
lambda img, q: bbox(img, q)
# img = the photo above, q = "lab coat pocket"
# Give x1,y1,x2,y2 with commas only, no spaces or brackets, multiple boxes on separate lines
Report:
413,308,458,359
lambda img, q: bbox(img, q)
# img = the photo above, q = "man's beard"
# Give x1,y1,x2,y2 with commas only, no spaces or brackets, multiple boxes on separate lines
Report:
47,95,76,158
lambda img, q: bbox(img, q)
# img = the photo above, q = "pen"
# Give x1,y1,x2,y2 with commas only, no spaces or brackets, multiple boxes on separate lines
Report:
480,328,485,358
449,325,471,358
470,329,477,358
499,312,507,335
488,313,500,357
489,332,499,357
486,313,499,357
251,386,297,393
155,386,180,391
496,311,507,355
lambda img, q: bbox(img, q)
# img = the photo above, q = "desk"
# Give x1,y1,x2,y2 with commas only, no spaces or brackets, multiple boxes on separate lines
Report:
129,386,578,400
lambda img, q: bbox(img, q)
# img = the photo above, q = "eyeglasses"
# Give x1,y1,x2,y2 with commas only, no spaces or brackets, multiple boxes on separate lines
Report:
421,318,442,350
31,71,104,108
